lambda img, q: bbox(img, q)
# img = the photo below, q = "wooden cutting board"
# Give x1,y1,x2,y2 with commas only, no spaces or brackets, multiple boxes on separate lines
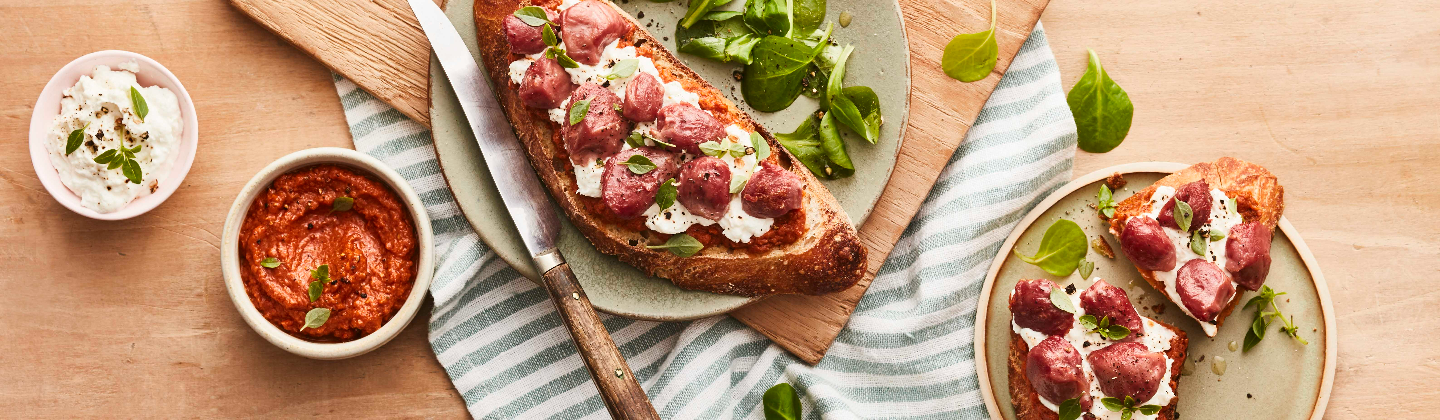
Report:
230,0,1051,364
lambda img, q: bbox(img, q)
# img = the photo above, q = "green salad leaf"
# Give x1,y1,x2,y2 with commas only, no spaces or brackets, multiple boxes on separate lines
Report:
1067,49,1134,153
775,113,853,179
940,0,998,82
791,0,827,35
824,45,882,143
681,0,734,29
1014,219,1089,276
741,25,831,112
744,0,791,36
762,383,802,420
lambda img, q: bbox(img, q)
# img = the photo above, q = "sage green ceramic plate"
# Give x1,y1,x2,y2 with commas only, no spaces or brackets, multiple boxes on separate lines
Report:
974,162,1337,420
429,1,909,320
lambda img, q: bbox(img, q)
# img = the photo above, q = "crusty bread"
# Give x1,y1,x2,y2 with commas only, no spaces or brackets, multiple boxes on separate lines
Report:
473,0,867,296
1106,157,1284,328
1007,322,1188,420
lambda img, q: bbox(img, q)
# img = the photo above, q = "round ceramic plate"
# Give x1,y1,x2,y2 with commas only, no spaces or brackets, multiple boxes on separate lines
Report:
974,162,1337,419
429,1,910,320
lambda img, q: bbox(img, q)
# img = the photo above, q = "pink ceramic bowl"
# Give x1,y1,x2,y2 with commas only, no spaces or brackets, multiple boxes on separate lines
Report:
28,50,199,220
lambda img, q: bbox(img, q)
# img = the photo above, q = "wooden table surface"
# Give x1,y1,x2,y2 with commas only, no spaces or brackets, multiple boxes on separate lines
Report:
2,0,1435,418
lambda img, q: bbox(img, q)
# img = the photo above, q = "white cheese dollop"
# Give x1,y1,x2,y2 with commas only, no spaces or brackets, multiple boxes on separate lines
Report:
1145,186,1243,337
573,161,605,198
644,201,715,234
45,63,182,213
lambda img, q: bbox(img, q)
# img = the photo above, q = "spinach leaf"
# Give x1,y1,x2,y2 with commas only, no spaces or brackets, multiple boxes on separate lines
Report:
762,383,802,420
681,0,734,29
1067,49,1134,153
724,34,761,64
821,45,882,143
745,0,792,36
677,13,760,64
1013,219,1089,276
775,113,852,179
743,26,832,112
791,0,827,35
941,0,997,82
679,37,730,61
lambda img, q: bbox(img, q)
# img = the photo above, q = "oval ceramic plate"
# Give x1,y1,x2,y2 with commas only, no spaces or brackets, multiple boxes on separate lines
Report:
429,1,909,320
974,162,1337,419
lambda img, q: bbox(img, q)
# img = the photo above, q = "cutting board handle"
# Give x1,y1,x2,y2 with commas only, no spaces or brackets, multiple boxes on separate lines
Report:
541,259,660,419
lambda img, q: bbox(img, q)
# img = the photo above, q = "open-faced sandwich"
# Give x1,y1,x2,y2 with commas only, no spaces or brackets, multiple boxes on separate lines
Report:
1009,279,1188,420
1107,157,1283,336
473,0,867,296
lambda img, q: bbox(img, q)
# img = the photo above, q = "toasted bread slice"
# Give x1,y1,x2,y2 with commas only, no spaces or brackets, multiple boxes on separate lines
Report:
472,0,867,296
1106,157,1284,330
1007,321,1188,420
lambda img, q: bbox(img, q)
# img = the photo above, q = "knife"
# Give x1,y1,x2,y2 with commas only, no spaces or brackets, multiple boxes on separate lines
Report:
406,1,659,418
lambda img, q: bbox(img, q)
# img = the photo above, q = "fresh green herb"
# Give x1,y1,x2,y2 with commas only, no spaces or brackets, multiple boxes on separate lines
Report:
1014,219,1089,276
1210,229,1226,241
676,11,759,64
568,99,591,126
542,23,559,46
1096,184,1117,218
791,0,828,35
742,25,832,112
730,173,749,193
1058,398,1083,420
762,383,802,420
130,86,149,121
1243,285,1309,351
626,132,647,148
825,45,882,144
544,41,580,68
751,132,770,161
606,59,640,80
681,0,734,29
93,149,118,165
656,178,678,210
301,307,330,331
775,113,853,179
622,154,657,174
744,0,792,36
1226,199,1238,216
65,122,91,155
261,258,281,268
1067,49,1134,153
699,141,728,157
1101,396,1162,420
513,6,551,26
332,196,354,212
1049,287,1077,314
308,264,329,302
940,0,997,82
1079,314,1132,340
1190,230,1208,255
646,233,704,257
1174,200,1193,232
554,50,580,68
95,144,145,183
121,159,142,184
1078,259,1095,279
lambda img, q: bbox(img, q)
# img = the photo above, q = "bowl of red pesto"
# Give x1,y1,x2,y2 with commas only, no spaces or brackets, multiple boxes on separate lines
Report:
220,147,433,359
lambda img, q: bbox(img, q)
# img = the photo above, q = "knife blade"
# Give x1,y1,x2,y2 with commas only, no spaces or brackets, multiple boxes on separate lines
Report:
407,1,660,418
408,0,558,261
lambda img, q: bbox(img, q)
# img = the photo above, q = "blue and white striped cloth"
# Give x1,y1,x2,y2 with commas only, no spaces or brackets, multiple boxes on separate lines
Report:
334,23,1075,419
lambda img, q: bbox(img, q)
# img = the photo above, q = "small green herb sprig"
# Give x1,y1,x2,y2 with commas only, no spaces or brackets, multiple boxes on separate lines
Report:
647,233,703,257
331,196,354,213
621,155,656,174
941,0,998,82
308,264,329,302
568,99,591,126
762,382,801,420
64,122,91,155
1096,184,1117,219
130,87,149,121
1057,398,1083,420
1101,395,1161,420
93,144,144,184
1049,286,1077,314
655,178,678,210
302,308,330,331
1079,314,1131,341
261,257,281,268
1243,285,1309,351
699,140,750,158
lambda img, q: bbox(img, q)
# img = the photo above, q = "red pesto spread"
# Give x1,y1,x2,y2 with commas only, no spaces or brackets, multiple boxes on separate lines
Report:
238,165,417,342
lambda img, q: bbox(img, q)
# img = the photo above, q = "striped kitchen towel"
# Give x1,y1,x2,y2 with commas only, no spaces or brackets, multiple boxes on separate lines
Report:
334,22,1075,419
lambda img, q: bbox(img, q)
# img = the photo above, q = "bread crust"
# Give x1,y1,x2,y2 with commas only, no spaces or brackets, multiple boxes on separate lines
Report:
1106,157,1284,327
1007,322,1188,420
473,0,867,296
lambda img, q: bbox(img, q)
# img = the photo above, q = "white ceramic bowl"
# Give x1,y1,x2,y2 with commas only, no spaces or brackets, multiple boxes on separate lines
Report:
28,50,199,220
220,148,434,360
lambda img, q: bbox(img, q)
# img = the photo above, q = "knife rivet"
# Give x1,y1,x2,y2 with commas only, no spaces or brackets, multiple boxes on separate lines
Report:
615,369,624,378
572,292,580,300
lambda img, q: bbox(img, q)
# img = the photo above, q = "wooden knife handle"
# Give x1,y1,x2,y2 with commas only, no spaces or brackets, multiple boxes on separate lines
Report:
541,261,660,420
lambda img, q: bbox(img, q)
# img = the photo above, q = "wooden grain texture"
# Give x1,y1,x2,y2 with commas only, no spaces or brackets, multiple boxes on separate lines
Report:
229,0,436,126
3,0,1439,418
540,261,660,419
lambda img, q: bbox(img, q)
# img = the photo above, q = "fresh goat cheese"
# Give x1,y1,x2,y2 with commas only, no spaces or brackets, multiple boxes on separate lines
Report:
45,62,181,213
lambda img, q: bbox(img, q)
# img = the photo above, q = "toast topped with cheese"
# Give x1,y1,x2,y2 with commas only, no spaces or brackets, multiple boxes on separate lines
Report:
472,0,867,296
1008,278,1187,420
1107,157,1283,336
